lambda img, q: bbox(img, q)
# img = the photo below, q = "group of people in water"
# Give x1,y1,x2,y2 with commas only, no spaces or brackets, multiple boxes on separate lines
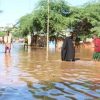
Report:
1,30,100,61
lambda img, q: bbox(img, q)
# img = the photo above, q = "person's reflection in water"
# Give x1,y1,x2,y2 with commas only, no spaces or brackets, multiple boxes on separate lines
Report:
4,53,12,67
28,46,31,53
3,53,12,79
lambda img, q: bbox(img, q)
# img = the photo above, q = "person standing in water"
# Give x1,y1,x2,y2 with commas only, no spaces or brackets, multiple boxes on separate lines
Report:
4,31,12,53
92,34,100,61
61,32,75,61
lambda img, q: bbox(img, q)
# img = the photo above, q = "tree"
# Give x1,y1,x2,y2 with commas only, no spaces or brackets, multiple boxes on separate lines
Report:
17,0,100,39
18,14,33,36
73,18,93,35
18,0,71,37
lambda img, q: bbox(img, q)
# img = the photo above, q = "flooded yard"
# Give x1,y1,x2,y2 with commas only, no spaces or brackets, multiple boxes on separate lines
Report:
0,43,100,100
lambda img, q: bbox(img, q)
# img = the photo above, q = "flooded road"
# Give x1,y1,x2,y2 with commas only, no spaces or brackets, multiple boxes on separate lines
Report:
0,43,100,100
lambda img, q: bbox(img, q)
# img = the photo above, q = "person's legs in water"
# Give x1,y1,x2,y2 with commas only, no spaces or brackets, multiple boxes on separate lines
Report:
5,46,8,53
8,47,11,53
8,44,11,53
5,43,11,53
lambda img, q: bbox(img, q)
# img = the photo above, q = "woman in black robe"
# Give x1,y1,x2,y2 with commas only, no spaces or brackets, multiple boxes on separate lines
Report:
61,33,75,61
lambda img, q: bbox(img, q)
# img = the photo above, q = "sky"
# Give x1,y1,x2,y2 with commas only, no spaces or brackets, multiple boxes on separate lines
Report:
0,0,91,27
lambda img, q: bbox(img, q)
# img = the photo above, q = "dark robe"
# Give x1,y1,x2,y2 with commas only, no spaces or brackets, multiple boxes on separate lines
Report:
61,36,75,61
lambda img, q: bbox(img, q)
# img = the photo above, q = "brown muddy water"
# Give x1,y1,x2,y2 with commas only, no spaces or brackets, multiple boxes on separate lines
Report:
0,43,100,100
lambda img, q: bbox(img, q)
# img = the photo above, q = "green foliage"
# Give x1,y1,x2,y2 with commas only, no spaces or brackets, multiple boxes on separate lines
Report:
0,31,5,36
19,14,33,35
82,2,100,35
18,0,70,37
17,0,100,39
73,18,93,35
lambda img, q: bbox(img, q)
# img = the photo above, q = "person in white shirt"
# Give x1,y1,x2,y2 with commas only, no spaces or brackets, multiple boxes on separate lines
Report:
4,31,12,53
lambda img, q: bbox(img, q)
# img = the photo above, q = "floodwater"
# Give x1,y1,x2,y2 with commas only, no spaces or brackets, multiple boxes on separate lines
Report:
0,43,100,100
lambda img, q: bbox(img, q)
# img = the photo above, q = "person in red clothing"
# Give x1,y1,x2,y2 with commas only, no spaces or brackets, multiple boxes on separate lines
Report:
92,34,100,61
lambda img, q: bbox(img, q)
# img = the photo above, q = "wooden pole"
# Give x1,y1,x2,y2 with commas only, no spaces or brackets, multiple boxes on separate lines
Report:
46,0,50,61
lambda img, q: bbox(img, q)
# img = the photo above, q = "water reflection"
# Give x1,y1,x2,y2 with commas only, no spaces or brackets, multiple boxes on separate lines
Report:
22,80,100,100
0,43,100,100
4,53,12,67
